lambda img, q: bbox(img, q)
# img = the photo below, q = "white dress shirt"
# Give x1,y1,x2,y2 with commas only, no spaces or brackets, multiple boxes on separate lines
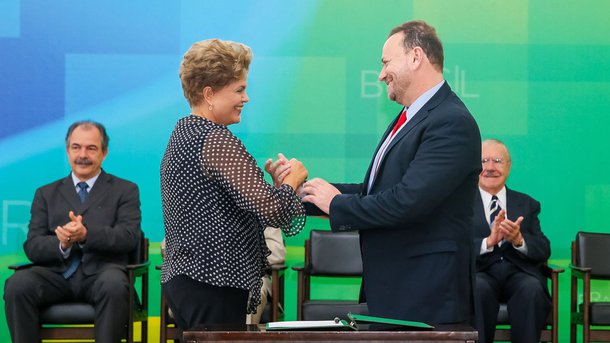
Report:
479,186,528,254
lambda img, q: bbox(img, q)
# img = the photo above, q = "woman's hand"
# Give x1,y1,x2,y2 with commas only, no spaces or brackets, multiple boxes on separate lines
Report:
265,153,291,188
283,159,308,191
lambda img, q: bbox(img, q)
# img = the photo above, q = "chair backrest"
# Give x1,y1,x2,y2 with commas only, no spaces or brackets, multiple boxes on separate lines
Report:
575,231,610,278
297,230,368,321
308,230,362,276
129,234,148,265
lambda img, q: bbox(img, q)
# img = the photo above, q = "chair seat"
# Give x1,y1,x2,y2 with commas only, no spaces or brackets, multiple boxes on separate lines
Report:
579,302,610,325
496,303,552,325
40,303,96,324
40,295,146,324
7,237,149,343
302,300,368,321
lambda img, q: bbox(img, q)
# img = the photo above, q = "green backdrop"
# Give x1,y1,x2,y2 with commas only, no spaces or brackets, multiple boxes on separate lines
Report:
1,1,609,341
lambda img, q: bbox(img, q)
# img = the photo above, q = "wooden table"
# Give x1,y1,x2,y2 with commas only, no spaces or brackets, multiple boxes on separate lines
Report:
183,324,478,343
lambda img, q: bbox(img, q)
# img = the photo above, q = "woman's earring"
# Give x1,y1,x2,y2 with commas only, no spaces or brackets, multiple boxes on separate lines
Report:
208,105,213,111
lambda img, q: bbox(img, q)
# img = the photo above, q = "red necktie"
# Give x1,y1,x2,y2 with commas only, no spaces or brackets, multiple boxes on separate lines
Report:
371,109,408,177
390,109,407,137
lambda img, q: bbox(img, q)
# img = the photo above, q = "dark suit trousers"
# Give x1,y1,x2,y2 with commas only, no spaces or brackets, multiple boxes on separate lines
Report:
4,265,130,343
475,260,551,343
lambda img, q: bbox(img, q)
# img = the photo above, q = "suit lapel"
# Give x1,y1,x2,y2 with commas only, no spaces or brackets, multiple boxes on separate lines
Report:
58,175,82,210
385,82,450,154
366,82,452,192
505,188,524,221
363,110,402,193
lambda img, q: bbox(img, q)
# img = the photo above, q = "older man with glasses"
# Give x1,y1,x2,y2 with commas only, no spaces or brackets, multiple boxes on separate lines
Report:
473,138,552,343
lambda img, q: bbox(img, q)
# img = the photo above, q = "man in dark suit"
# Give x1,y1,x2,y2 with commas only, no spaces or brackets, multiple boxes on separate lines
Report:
473,139,551,343
3,121,142,343
270,20,481,324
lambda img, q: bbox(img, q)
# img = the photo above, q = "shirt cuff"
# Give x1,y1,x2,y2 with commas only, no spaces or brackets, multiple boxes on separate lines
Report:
480,238,494,254
513,239,528,253
59,242,71,259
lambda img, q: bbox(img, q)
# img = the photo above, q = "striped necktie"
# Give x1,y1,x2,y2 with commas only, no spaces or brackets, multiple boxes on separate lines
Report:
489,195,501,226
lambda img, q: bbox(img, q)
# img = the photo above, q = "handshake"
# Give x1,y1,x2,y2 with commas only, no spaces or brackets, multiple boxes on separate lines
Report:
264,153,307,192
264,153,341,215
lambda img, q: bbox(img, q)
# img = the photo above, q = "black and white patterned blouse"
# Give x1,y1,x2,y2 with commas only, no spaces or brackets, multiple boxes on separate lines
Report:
160,115,305,313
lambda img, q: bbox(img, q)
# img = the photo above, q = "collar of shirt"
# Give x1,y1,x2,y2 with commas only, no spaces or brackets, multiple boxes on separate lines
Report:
400,80,445,128
71,171,101,193
479,186,507,224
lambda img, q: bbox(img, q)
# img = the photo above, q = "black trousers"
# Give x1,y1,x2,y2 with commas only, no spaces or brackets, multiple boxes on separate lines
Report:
4,265,130,343
162,275,248,330
475,260,551,343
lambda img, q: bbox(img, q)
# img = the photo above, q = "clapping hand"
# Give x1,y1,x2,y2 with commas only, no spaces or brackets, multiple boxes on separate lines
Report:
55,211,88,249
486,209,506,247
498,216,524,247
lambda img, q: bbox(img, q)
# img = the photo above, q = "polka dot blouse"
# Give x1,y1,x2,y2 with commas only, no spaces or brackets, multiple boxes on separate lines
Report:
160,115,305,313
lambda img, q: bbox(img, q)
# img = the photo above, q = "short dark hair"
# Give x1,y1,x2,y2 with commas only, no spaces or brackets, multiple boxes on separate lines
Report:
65,120,109,151
389,20,444,71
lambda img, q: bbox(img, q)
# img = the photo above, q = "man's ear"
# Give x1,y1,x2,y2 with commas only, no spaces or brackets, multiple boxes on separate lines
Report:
411,47,424,69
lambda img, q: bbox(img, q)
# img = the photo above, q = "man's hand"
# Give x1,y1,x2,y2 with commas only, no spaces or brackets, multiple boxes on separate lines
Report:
56,211,88,249
301,178,341,215
67,211,88,244
486,209,506,248
55,225,73,250
265,153,291,188
499,216,524,247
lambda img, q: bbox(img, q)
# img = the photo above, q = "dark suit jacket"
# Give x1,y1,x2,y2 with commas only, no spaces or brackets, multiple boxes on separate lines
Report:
24,170,142,275
473,188,551,290
328,82,481,324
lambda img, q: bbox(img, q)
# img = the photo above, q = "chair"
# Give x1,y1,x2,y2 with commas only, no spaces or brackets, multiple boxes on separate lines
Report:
8,236,150,343
570,231,610,343
157,265,181,343
158,263,286,342
292,230,368,321
257,263,288,323
493,263,564,343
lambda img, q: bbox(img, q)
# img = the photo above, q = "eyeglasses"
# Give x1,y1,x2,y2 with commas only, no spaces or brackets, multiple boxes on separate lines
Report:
481,158,505,165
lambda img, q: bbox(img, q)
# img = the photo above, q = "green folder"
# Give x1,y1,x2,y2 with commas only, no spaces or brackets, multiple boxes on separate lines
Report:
265,313,434,331
347,312,434,330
